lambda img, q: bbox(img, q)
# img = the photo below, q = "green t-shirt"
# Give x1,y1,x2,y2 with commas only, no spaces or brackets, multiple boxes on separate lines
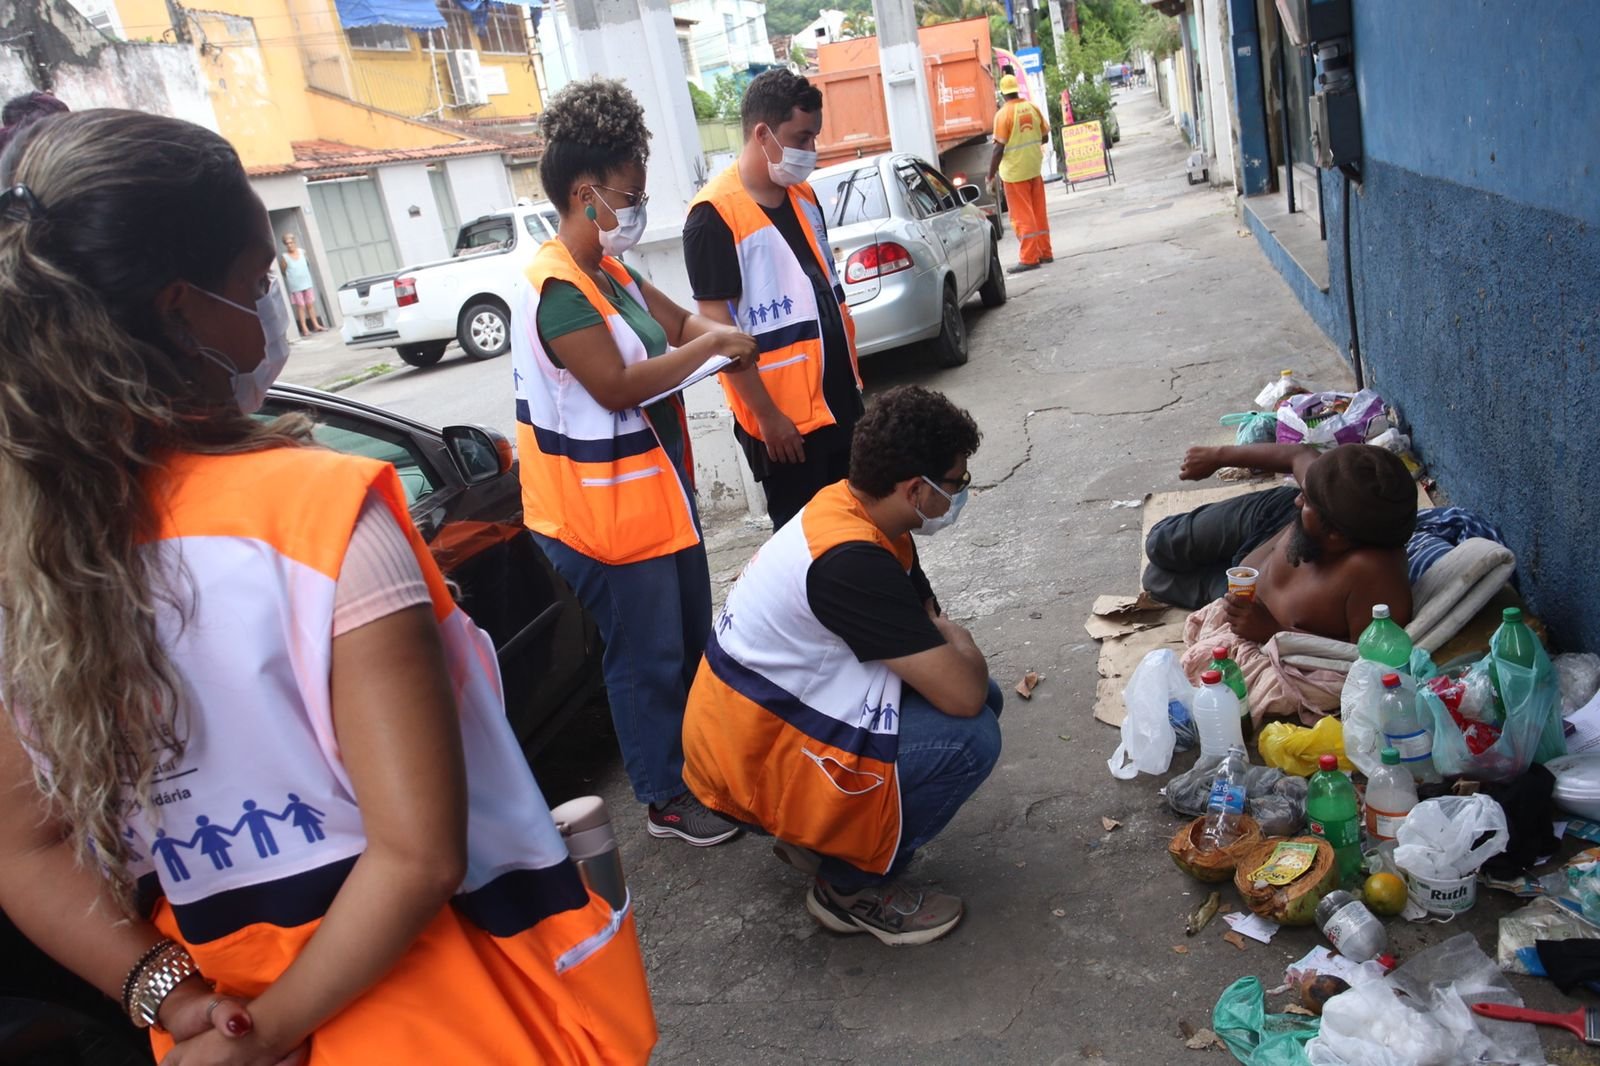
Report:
535,265,680,451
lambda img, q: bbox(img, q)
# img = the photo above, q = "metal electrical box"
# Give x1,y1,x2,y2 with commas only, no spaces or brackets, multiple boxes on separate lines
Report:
1310,88,1361,168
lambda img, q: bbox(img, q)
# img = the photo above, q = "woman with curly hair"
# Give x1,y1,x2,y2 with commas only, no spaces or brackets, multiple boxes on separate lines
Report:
515,78,759,846
0,110,654,1065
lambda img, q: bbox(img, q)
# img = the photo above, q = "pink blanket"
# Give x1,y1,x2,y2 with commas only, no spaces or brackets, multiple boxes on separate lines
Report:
1181,599,1345,726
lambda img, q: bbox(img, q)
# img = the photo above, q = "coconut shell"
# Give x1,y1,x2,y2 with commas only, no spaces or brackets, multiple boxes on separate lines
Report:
1168,815,1264,883
1232,836,1338,925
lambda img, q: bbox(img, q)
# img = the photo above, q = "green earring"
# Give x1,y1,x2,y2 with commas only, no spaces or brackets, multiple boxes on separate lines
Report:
584,204,597,221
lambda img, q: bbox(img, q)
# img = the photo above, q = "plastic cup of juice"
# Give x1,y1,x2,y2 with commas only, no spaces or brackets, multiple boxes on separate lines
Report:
1226,566,1259,602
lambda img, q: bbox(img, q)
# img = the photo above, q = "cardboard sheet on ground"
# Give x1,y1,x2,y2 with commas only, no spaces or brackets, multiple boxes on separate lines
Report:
1090,478,1435,727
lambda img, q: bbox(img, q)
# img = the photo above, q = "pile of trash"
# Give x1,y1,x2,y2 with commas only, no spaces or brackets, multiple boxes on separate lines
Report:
1100,368,1600,1064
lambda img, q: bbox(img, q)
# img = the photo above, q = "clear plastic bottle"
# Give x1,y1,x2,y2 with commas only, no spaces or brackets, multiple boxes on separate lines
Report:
1198,745,1249,852
1255,369,1304,409
1308,753,1364,881
1357,605,1413,673
1364,747,1418,842
1192,670,1246,758
1377,673,1441,783
1314,889,1388,962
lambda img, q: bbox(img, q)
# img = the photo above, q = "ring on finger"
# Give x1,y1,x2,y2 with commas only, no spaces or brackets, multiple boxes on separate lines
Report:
204,996,226,1025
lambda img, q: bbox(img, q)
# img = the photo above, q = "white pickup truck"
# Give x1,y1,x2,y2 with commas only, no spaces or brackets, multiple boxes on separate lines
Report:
338,202,560,368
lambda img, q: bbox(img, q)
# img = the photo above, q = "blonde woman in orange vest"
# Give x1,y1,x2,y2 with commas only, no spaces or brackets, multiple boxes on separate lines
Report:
683,69,865,532
512,79,759,846
0,111,655,1065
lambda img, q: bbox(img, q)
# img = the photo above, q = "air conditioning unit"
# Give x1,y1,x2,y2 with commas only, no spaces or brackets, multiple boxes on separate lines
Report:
447,49,488,106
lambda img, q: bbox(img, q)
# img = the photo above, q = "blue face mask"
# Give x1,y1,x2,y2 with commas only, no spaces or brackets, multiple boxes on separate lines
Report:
914,476,968,536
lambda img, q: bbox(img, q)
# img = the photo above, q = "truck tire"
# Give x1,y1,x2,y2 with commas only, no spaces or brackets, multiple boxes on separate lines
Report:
459,301,510,360
978,240,1008,308
397,342,447,368
928,282,969,369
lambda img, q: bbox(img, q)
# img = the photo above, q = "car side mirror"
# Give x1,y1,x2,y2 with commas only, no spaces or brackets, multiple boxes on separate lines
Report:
444,424,513,483
958,184,982,205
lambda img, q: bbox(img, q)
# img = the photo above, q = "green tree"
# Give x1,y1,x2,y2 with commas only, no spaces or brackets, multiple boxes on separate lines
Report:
790,43,810,69
764,0,820,37
917,0,997,28
712,74,746,124
688,81,719,121
840,10,875,37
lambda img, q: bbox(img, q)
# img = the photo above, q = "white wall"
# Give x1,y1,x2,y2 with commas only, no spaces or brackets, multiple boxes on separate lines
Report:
375,164,450,267
538,1,580,96
1198,0,1236,189
0,41,216,132
444,154,516,217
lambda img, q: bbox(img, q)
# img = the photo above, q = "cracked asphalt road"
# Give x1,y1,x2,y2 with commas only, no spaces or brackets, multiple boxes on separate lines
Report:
511,88,1578,1063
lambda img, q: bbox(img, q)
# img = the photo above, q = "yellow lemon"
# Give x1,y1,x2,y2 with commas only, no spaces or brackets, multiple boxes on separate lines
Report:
1363,872,1407,916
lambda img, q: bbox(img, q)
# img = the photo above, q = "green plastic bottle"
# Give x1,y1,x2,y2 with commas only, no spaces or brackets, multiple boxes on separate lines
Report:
1207,645,1248,702
1307,753,1364,882
1357,604,1412,674
1489,607,1549,704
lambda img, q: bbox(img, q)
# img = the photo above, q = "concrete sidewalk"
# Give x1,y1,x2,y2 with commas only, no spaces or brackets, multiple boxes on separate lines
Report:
278,327,415,392
529,85,1577,1065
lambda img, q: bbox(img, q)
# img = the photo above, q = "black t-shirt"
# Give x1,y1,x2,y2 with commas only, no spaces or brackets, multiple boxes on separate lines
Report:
805,542,943,663
683,198,863,476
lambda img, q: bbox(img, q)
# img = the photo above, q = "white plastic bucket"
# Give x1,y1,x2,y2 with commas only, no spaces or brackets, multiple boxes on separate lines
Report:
1400,865,1477,916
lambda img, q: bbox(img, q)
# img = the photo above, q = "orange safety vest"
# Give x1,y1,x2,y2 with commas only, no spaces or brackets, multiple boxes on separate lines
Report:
682,481,908,873
512,240,700,565
87,447,657,1065
689,166,861,440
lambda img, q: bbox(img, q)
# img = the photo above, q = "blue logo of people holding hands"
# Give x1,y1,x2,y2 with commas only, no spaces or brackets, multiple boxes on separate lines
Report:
146,794,329,882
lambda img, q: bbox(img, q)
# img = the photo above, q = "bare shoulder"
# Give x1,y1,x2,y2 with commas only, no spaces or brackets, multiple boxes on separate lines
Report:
1343,546,1414,615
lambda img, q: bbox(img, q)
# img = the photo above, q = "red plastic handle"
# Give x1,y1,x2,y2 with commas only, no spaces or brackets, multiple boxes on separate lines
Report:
1471,1002,1585,1038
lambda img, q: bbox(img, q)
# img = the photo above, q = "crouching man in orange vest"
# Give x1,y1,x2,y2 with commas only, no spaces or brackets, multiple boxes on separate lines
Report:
682,386,1004,946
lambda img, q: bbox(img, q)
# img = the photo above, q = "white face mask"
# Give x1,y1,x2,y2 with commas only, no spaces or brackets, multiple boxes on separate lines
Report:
194,279,291,414
913,477,969,537
588,186,648,256
761,130,817,187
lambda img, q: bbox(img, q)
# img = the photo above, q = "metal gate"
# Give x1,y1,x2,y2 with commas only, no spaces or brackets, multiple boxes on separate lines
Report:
308,177,399,286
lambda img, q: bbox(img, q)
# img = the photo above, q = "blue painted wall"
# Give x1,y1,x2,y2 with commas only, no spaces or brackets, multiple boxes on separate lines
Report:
1241,1,1600,650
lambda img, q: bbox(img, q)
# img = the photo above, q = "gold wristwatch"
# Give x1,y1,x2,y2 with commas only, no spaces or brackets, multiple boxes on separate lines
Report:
128,942,202,1029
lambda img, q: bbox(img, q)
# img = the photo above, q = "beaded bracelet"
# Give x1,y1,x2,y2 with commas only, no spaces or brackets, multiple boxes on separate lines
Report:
121,939,175,1018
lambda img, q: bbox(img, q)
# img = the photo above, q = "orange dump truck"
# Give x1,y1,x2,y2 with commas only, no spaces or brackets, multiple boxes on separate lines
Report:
813,17,999,193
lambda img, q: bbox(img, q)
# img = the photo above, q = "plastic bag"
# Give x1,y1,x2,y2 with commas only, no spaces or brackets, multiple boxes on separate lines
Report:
1306,933,1545,1066
1275,389,1386,449
1339,660,1422,778
1254,371,1308,409
1222,410,1280,445
1418,646,1566,782
1166,755,1307,836
1498,897,1600,978
1107,649,1184,780
1556,651,1600,713
1258,718,1353,776
1213,976,1317,1066
1393,795,1509,880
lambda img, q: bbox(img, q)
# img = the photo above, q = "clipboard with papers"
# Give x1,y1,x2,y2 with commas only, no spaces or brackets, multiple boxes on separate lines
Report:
638,354,732,408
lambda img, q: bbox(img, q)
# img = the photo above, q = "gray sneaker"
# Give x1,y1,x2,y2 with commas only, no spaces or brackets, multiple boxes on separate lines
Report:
646,792,742,846
805,878,964,946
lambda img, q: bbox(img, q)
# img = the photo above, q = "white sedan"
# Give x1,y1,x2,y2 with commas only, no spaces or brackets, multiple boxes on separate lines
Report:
810,153,1007,368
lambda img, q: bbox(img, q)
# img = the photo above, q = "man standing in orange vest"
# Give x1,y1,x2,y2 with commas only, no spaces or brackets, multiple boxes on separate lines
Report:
987,74,1054,273
683,69,864,531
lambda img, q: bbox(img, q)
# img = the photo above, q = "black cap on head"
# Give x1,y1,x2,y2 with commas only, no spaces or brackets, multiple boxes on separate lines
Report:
1301,444,1417,548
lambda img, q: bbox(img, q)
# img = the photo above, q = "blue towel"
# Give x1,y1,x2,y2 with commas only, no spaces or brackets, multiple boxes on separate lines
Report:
1406,507,1510,584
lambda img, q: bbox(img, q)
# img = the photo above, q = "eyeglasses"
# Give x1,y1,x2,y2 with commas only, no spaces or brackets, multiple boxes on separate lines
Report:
594,185,649,210
933,470,972,493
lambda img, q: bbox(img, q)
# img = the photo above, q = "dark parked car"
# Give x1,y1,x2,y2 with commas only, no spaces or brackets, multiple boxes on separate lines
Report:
0,385,604,1064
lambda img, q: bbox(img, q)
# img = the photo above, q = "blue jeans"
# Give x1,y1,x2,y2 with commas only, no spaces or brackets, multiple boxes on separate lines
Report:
817,679,1004,893
530,442,710,806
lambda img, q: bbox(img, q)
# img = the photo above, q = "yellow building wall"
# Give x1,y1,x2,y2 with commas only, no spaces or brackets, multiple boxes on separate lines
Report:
346,35,542,120
110,0,523,170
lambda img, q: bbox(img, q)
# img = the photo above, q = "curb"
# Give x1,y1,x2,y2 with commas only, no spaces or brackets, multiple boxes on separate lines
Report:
318,362,395,393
